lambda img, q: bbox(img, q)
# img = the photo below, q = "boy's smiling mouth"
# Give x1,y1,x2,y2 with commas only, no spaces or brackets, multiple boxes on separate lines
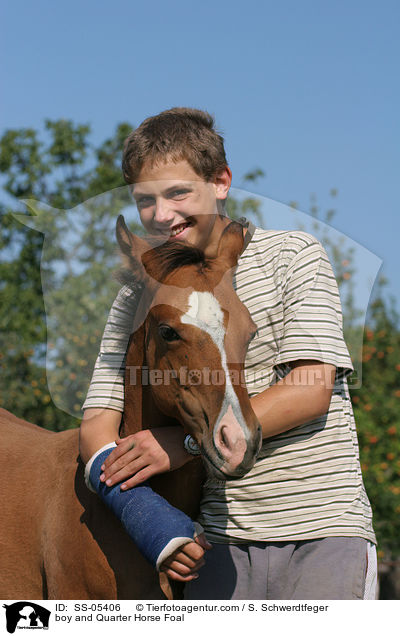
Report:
168,220,193,239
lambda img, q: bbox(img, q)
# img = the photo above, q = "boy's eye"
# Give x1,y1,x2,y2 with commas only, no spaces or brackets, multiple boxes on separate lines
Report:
137,197,154,209
169,189,190,199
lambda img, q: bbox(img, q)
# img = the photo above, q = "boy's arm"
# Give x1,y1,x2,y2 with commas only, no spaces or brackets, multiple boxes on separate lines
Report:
251,359,337,439
250,235,353,439
79,408,122,464
99,426,194,489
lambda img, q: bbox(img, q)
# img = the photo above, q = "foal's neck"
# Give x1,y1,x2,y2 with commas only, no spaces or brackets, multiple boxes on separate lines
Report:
120,384,178,438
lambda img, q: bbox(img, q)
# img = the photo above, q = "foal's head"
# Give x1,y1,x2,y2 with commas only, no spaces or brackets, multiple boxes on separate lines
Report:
116,215,262,480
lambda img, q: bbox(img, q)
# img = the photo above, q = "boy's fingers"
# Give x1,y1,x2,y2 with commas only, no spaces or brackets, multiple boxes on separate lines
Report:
159,541,206,580
106,439,135,460
119,465,158,490
101,458,147,487
161,559,201,577
101,446,128,470
101,455,137,482
164,549,202,569
101,453,160,487
101,446,140,476
161,568,199,582
168,552,198,568
180,541,206,561
102,436,137,466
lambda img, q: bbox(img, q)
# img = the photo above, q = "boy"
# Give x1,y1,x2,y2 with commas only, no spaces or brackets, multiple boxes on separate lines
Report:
79,107,377,599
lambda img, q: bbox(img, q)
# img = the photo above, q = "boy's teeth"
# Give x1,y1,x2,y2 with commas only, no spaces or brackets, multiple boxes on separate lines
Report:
170,223,189,237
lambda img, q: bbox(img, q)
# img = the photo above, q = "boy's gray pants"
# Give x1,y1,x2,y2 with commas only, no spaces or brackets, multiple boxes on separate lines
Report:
184,537,377,600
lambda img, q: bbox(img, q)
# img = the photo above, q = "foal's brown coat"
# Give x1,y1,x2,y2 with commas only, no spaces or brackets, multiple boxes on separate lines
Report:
0,409,172,598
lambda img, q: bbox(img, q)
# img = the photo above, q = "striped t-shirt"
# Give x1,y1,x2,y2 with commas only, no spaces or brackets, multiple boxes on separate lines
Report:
83,224,376,545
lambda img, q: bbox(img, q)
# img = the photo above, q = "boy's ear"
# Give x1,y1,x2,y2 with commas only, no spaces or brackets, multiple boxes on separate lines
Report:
216,221,244,271
116,215,154,284
214,166,232,200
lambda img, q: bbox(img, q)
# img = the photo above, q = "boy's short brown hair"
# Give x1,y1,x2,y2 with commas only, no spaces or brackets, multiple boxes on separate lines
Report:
122,107,228,184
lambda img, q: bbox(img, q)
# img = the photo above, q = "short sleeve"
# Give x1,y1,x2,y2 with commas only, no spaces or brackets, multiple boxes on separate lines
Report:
82,283,143,411
274,236,354,375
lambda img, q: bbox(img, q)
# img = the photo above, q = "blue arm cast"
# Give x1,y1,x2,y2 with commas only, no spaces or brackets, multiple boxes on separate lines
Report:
88,447,196,569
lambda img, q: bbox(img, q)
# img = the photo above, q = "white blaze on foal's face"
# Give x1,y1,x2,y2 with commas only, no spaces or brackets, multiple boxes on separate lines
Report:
181,291,225,347
181,291,250,473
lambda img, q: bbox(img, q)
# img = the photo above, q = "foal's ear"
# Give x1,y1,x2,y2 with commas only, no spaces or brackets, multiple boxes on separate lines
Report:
216,221,244,270
116,215,153,284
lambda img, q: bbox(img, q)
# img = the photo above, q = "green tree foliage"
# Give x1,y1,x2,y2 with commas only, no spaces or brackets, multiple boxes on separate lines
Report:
225,169,265,223
0,120,133,429
351,290,400,559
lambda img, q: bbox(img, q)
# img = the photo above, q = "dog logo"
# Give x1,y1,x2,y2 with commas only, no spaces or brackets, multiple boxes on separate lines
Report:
2,602,50,633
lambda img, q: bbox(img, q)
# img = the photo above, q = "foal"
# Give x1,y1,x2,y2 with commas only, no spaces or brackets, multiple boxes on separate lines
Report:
116,214,262,482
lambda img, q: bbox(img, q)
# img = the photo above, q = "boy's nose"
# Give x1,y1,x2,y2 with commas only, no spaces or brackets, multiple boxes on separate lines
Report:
154,198,175,226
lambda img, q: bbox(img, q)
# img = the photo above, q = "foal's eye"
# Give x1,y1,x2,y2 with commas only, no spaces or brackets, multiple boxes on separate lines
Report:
159,325,180,342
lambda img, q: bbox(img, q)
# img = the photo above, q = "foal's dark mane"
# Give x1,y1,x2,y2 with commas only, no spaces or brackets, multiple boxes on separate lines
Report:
145,241,208,280
117,240,209,287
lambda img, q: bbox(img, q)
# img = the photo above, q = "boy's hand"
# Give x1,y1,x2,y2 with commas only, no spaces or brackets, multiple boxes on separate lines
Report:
159,534,212,582
100,426,193,489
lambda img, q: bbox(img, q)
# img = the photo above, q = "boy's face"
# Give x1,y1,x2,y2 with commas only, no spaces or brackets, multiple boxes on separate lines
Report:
131,159,232,257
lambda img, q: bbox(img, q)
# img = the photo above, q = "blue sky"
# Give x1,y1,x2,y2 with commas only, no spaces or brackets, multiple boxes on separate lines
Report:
2,0,399,311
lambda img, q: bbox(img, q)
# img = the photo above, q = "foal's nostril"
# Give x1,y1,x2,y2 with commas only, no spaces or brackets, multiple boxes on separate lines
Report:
220,426,230,450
